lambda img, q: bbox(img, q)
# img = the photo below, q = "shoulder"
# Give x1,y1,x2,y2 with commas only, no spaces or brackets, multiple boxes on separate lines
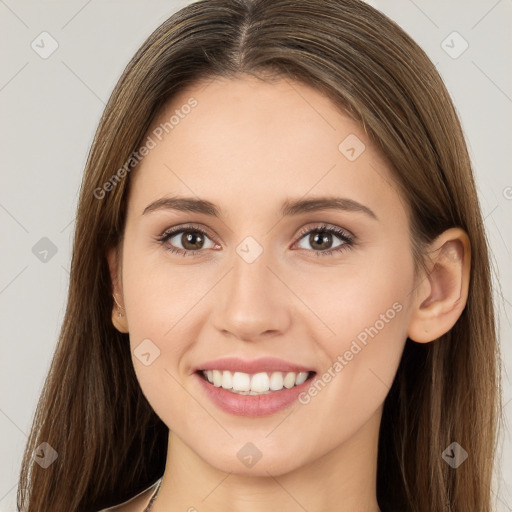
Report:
96,478,162,512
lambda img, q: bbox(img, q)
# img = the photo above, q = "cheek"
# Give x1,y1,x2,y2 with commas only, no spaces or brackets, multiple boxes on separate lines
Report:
324,265,411,368
119,240,202,398
293,248,414,434
121,239,207,340
297,243,414,360
122,256,202,434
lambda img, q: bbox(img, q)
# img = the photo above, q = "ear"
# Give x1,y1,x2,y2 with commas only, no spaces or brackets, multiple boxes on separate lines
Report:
106,246,129,333
407,228,471,343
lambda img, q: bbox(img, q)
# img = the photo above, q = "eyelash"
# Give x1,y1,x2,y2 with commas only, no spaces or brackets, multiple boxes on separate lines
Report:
156,223,355,258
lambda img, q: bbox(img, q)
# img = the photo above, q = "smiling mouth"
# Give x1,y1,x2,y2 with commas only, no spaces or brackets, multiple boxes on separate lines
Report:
196,369,316,395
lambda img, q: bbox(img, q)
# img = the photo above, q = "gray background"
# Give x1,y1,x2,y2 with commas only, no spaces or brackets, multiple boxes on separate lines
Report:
0,0,511,510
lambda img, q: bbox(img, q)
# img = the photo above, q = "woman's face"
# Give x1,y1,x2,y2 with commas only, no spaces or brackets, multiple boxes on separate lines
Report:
113,74,418,476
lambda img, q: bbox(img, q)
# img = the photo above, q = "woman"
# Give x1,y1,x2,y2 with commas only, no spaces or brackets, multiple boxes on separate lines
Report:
17,0,501,511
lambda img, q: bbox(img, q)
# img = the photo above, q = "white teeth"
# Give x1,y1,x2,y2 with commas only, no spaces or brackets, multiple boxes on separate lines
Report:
251,372,270,393
212,370,222,387
202,369,311,394
295,371,308,385
221,370,233,390
269,371,284,390
283,372,296,389
232,372,251,391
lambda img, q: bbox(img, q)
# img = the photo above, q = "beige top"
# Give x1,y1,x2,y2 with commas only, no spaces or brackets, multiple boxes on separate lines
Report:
97,477,162,512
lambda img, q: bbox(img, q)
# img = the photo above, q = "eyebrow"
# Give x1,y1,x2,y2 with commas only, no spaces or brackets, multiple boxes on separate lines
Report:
142,195,377,220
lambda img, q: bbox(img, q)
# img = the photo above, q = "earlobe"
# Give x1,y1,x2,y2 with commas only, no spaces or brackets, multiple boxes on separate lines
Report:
407,228,471,343
106,246,129,334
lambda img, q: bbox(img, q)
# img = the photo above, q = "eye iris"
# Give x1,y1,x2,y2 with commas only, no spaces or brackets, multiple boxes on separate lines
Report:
182,231,204,250
310,231,332,250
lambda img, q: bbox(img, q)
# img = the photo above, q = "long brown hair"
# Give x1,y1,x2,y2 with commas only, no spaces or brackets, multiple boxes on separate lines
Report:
17,1,501,511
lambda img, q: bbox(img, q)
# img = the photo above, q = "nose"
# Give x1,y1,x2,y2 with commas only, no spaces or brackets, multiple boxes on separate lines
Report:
210,249,292,342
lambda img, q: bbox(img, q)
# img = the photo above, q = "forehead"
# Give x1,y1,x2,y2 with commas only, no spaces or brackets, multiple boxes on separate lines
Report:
128,74,404,222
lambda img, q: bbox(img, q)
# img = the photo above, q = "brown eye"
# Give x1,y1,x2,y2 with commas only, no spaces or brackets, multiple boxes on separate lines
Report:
158,226,217,256
179,231,206,250
294,224,354,256
306,231,336,251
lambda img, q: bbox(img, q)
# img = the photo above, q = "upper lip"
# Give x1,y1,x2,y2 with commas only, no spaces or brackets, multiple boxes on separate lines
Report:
194,357,315,375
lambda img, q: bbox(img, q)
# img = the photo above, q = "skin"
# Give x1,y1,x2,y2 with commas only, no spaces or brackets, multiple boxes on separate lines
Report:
107,74,471,512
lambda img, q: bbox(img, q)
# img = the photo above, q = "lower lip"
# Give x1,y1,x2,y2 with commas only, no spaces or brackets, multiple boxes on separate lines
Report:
194,371,315,417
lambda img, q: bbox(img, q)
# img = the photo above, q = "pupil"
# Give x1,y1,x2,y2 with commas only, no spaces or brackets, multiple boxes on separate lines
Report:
183,232,203,250
311,231,331,250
